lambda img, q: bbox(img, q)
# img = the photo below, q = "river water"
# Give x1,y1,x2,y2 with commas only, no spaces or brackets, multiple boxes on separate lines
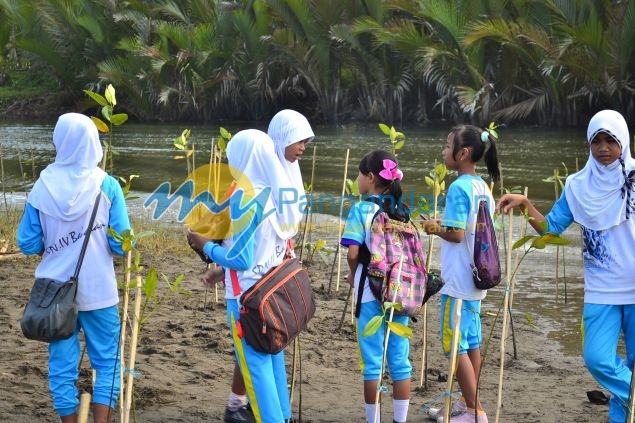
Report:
0,120,591,356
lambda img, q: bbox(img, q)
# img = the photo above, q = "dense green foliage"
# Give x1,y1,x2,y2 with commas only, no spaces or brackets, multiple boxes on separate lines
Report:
0,0,633,125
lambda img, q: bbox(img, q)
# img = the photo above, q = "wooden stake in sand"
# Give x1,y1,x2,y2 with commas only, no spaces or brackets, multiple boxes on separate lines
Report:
495,210,514,423
78,392,91,423
628,363,635,423
328,149,350,293
374,256,405,423
299,145,317,263
442,297,463,423
420,171,441,387
119,250,133,418
122,274,143,423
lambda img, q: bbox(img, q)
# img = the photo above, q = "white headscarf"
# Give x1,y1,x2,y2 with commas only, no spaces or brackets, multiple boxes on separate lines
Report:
564,109,635,230
267,109,314,227
226,129,299,240
28,113,106,221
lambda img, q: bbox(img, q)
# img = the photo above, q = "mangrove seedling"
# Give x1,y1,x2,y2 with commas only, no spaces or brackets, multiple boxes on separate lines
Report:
378,123,405,156
84,84,129,172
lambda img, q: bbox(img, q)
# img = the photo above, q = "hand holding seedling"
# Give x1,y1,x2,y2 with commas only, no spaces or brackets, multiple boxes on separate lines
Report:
202,266,225,289
419,215,441,235
496,194,529,214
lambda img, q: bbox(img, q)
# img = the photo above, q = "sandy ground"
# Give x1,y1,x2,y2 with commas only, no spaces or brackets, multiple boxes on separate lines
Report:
0,221,611,423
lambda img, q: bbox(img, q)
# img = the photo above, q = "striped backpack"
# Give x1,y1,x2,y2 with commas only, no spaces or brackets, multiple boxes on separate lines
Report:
355,199,428,319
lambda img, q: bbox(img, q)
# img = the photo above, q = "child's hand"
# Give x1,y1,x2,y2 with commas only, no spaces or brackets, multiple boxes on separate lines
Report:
420,215,441,235
202,265,225,289
496,194,528,214
346,272,354,288
187,229,211,262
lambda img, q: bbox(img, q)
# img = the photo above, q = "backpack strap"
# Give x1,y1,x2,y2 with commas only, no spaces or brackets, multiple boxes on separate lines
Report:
354,196,383,318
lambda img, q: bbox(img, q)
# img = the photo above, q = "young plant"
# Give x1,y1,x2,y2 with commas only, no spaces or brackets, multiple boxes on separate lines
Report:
378,123,405,156
173,129,194,176
542,163,570,301
83,84,129,172
362,301,412,339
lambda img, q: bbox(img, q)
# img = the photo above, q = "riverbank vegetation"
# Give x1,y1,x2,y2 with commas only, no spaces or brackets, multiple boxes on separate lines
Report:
0,0,633,126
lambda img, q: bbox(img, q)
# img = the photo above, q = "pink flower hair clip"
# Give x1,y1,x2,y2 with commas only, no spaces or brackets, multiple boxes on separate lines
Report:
379,159,403,181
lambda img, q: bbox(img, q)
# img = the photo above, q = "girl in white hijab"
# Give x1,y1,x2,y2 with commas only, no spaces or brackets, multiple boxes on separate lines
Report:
497,110,635,423
193,112,316,423
17,112,131,423
188,129,301,423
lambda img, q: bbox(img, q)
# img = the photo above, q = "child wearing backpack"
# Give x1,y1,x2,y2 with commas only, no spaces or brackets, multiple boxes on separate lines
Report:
497,110,635,423
421,125,500,423
341,150,415,423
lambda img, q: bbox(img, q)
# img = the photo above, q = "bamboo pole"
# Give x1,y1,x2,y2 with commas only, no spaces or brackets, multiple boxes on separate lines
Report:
299,145,317,263
627,361,635,423
335,149,350,292
122,274,143,423
78,392,91,423
328,149,350,293
374,256,405,423
495,210,515,423
119,250,132,418
207,140,219,304
289,339,300,408
442,298,463,423
420,172,440,387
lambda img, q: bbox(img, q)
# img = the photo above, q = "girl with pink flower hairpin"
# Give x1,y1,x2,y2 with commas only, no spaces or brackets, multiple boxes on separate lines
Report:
341,150,412,423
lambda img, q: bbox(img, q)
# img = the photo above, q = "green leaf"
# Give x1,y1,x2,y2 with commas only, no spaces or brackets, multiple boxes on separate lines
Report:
378,123,391,136
123,238,133,252
107,228,123,241
512,235,535,249
530,237,546,249
424,176,434,187
314,239,327,251
90,117,109,133
362,315,383,337
101,105,113,121
489,129,498,139
394,140,405,150
220,127,231,140
110,113,128,126
435,163,447,180
105,84,116,106
83,90,108,107
134,231,155,239
387,321,412,338
143,267,158,298
389,126,397,142
218,138,227,151
395,131,405,140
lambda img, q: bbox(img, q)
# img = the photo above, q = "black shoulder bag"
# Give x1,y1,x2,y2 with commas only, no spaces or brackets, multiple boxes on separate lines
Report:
20,194,102,342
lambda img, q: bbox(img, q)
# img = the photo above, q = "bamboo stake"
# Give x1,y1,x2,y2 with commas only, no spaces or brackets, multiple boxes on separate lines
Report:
119,250,132,418
207,140,218,304
122,274,143,423
328,149,350,293
78,392,91,423
289,339,300,407
495,210,514,423
420,171,440,387
627,360,635,423
299,145,317,263
374,256,405,423
442,298,463,423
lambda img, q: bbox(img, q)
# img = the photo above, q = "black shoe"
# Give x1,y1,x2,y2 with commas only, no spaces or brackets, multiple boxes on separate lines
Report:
224,405,256,423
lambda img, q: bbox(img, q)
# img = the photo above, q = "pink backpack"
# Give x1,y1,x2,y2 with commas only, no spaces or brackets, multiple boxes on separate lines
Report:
355,201,428,318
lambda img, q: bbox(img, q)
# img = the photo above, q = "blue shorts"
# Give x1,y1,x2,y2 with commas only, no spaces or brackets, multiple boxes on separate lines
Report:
227,299,291,422
439,295,482,355
48,305,121,417
356,300,412,381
